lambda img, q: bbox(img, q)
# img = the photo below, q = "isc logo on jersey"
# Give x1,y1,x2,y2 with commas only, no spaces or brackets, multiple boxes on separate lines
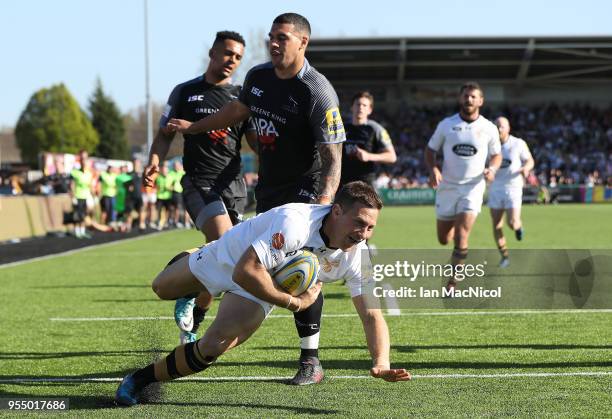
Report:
188,95,205,102
325,107,344,135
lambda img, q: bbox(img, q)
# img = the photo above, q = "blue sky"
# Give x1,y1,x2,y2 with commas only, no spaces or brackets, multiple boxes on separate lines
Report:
1,0,608,128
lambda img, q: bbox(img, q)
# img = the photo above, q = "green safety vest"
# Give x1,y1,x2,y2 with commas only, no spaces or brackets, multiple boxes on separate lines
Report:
99,171,118,197
71,169,93,200
156,175,173,200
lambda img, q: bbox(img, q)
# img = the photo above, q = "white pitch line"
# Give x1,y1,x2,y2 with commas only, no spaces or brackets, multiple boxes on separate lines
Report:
0,231,168,269
49,309,612,322
1,371,611,384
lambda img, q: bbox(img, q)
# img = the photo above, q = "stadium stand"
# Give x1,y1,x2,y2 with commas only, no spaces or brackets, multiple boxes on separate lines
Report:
306,36,612,189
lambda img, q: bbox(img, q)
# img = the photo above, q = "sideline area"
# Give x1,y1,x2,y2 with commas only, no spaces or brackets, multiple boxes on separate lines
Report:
0,228,162,266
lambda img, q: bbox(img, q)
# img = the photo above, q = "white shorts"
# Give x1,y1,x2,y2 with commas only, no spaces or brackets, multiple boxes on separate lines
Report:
435,181,486,221
188,246,274,317
142,192,157,204
488,187,523,210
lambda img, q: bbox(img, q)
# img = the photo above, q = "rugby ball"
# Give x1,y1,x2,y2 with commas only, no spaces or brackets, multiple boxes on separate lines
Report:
273,250,320,296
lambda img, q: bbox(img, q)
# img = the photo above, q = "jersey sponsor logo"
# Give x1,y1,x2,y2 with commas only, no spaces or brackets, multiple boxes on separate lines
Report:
254,117,279,151
452,126,462,131
321,257,340,273
325,108,344,135
207,128,231,145
271,232,285,250
500,158,512,169
195,107,220,115
251,86,264,97
250,106,286,124
452,143,478,157
187,94,205,102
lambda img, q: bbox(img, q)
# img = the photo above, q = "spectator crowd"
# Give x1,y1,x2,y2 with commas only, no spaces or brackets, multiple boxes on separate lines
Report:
370,102,612,189
2,103,610,223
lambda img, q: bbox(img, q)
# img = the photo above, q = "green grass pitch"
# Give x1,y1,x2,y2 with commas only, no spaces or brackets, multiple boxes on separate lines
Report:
0,204,610,417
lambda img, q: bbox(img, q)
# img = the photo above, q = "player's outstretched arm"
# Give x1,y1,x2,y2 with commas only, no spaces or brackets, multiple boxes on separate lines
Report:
352,295,411,382
167,100,251,135
233,246,322,311
143,128,175,188
316,142,343,204
370,366,412,382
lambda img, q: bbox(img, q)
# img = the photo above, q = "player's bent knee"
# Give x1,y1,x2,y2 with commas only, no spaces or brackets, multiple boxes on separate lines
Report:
151,270,179,300
151,275,171,300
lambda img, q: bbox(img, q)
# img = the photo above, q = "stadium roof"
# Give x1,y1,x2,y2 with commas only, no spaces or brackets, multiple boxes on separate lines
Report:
306,36,612,87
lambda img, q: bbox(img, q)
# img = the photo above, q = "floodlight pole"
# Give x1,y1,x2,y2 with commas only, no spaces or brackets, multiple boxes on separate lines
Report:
144,0,153,155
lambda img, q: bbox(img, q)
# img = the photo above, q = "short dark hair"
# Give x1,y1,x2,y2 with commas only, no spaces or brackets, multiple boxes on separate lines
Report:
273,13,311,36
351,91,374,108
459,81,483,96
213,31,246,48
335,181,383,210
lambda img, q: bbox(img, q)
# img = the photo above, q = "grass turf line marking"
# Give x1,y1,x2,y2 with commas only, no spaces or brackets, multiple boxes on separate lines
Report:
49,309,612,322
1,371,611,384
0,230,169,269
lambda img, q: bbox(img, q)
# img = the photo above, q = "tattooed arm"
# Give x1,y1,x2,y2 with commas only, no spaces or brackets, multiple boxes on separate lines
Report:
316,142,343,204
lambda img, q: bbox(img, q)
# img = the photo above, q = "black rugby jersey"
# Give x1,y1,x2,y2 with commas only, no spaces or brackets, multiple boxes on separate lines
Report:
160,76,246,182
341,120,393,184
238,60,345,190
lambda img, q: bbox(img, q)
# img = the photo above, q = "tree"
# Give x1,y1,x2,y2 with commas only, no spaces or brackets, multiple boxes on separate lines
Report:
15,84,99,166
124,101,171,156
89,78,129,159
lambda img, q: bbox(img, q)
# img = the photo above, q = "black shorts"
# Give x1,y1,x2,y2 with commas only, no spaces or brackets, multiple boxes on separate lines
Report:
171,191,183,207
100,196,115,215
124,194,143,213
182,176,247,229
156,198,172,211
255,177,319,214
74,199,87,221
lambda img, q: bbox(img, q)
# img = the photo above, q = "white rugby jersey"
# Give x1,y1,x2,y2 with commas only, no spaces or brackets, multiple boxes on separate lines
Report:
206,203,369,297
490,135,532,191
428,114,501,185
